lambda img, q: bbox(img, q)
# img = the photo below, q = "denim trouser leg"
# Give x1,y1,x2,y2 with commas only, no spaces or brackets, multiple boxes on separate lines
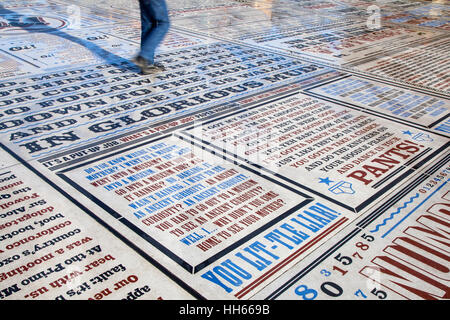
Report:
138,0,170,64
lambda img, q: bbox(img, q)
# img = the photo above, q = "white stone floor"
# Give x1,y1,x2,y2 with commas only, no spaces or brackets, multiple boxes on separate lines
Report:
0,0,449,301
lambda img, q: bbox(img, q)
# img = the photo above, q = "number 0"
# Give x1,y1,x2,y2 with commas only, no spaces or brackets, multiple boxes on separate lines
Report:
320,281,343,297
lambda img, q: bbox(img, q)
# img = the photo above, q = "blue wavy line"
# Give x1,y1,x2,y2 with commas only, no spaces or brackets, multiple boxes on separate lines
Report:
370,193,420,233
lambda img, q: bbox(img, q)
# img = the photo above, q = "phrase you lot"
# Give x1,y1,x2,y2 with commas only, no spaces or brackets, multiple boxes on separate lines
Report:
197,200,345,296
0,165,347,299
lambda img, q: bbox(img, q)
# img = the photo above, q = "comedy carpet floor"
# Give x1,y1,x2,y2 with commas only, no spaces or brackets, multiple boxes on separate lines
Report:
0,0,449,301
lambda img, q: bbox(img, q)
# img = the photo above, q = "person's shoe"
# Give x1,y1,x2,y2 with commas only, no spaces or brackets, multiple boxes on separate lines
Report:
152,62,166,71
141,62,166,75
132,55,148,69
132,56,165,75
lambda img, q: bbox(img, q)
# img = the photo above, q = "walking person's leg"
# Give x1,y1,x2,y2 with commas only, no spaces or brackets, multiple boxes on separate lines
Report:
139,1,152,51
135,0,170,74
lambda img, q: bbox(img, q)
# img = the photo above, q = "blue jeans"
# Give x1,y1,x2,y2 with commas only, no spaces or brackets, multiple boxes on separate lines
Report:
138,0,170,64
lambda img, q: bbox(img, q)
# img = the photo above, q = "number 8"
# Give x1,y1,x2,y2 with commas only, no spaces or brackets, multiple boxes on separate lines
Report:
295,285,318,300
